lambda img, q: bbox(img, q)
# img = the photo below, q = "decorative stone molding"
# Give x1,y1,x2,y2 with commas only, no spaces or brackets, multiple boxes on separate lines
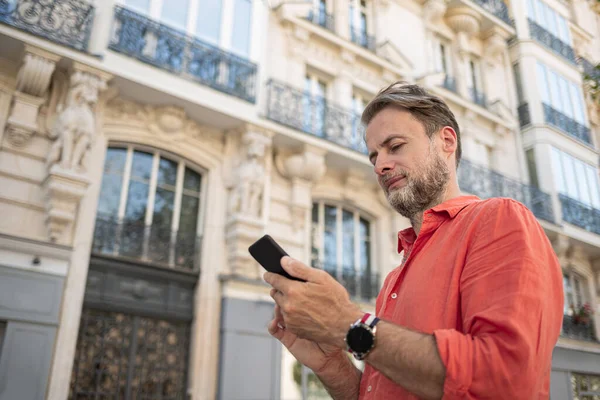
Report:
446,8,481,53
44,63,111,242
483,31,507,62
225,128,274,278
423,0,448,23
552,234,571,265
5,46,60,147
275,145,327,229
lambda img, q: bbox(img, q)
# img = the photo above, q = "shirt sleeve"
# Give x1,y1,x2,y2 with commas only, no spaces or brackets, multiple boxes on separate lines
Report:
432,199,564,399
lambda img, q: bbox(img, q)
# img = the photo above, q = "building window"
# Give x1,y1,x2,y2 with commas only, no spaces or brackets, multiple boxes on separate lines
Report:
526,0,571,45
526,149,539,188
93,146,204,270
536,62,587,126
0,321,5,361
70,309,190,399
551,147,600,209
467,58,485,107
303,74,328,137
310,202,377,301
571,373,600,399
119,0,252,56
563,272,589,316
349,0,371,48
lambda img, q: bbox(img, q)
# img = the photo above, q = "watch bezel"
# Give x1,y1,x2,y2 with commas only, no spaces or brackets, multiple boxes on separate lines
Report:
345,322,377,360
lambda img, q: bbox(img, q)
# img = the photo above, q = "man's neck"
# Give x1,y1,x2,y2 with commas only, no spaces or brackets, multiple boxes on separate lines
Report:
409,183,462,234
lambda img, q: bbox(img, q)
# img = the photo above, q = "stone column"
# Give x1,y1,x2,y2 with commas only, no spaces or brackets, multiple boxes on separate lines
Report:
87,0,117,55
5,45,60,147
224,126,274,279
446,9,481,99
45,63,112,400
334,0,350,40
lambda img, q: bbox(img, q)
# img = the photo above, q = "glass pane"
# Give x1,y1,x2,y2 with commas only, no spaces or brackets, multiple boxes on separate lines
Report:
176,195,200,268
231,0,252,56
196,0,222,43
545,6,557,36
342,210,354,271
537,63,550,104
570,83,586,124
125,0,150,12
526,0,535,18
130,151,153,181
183,167,202,192
153,188,175,232
161,0,190,29
179,194,199,234
558,77,573,117
551,147,565,194
125,180,150,222
97,174,124,216
563,155,579,200
557,15,570,44
586,166,600,209
575,161,590,205
533,0,544,24
359,218,370,271
324,205,337,275
104,148,127,174
158,158,178,187
311,203,320,267
548,70,562,111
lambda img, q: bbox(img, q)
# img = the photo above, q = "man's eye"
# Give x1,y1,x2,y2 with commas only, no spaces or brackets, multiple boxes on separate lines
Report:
390,144,403,152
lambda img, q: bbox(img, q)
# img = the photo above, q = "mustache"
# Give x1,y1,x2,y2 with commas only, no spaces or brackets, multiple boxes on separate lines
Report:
380,171,409,187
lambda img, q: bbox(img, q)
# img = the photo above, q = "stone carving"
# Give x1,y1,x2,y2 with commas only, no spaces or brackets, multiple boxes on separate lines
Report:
227,131,272,219
6,46,60,147
423,0,448,23
46,70,107,173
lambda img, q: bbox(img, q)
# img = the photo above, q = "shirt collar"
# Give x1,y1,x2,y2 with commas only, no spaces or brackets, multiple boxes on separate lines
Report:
397,195,480,253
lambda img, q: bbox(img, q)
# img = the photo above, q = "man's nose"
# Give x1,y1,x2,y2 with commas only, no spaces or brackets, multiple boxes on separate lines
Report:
375,156,394,176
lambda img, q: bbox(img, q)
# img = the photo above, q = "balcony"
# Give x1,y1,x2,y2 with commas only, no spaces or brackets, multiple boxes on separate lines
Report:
92,214,202,271
472,0,512,26
458,159,555,222
316,262,380,302
518,103,531,127
306,8,335,32
561,315,597,342
350,28,376,52
543,103,592,145
559,194,600,235
469,87,487,108
109,6,257,103
528,19,577,65
0,0,94,51
264,79,367,154
442,76,458,93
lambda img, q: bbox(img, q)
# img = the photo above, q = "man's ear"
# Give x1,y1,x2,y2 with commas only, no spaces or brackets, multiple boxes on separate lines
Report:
439,126,457,157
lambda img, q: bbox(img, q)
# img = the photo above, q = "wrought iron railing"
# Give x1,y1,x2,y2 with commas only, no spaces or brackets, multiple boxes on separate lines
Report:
350,27,376,51
543,103,592,145
109,6,257,103
92,214,202,271
561,314,597,342
458,159,555,222
528,19,576,64
316,261,380,302
473,0,512,25
469,87,487,108
264,79,367,154
307,8,335,31
518,103,531,127
0,0,94,51
559,194,600,235
442,75,457,93
578,56,600,81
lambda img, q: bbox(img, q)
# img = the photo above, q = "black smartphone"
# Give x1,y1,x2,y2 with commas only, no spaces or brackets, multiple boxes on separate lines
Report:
248,234,306,282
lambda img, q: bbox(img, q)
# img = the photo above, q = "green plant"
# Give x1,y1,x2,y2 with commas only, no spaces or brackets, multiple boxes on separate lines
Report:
583,63,600,104
572,303,593,325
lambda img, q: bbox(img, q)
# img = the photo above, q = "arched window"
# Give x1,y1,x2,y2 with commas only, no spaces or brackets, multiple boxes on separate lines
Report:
310,201,378,301
93,146,204,270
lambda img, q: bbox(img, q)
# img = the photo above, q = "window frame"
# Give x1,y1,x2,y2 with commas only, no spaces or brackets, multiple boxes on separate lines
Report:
550,147,600,209
536,62,588,125
527,0,572,45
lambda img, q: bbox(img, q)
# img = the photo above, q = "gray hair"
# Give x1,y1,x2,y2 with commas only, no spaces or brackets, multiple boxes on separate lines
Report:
361,81,462,167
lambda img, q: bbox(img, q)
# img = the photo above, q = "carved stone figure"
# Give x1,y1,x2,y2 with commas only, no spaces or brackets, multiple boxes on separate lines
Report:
46,71,107,173
228,132,271,218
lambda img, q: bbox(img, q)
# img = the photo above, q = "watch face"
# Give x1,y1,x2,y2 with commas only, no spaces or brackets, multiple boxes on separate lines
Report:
346,325,374,353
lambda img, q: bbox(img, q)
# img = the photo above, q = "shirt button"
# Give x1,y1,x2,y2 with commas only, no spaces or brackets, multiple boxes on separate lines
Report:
391,293,397,299
367,385,372,392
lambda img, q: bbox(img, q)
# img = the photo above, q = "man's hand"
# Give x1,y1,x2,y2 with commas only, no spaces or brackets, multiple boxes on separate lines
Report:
264,256,363,348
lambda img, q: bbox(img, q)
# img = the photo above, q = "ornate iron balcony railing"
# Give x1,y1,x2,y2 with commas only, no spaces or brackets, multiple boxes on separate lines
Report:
442,76,457,93
469,87,487,108
458,159,555,222
543,103,592,145
0,0,94,51
109,6,257,103
92,214,202,271
473,0,512,26
307,8,335,31
350,27,376,51
315,261,380,302
561,314,597,342
518,103,531,127
559,194,600,235
528,19,576,64
265,79,367,154
578,56,600,81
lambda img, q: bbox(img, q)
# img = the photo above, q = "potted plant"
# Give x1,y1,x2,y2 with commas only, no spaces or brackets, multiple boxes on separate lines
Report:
573,303,593,325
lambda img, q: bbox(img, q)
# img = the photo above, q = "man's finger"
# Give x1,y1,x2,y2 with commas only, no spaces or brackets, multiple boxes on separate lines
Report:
263,271,291,293
280,256,316,282
270,287,285,305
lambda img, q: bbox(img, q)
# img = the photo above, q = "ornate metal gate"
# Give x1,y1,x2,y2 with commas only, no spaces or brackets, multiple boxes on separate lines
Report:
69,308,190,399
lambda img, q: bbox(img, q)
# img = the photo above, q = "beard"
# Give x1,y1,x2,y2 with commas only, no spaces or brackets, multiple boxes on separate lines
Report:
384,151,450,219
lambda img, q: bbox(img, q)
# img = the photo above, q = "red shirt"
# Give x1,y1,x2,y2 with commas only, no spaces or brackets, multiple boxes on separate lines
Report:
358,196,564,399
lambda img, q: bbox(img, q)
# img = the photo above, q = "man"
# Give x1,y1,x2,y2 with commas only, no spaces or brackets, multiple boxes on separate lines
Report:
264,82,564,399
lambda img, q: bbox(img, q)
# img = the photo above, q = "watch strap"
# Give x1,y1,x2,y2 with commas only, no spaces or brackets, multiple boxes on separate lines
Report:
360,313,380,328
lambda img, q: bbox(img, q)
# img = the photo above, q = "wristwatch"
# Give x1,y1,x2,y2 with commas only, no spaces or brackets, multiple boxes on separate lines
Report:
345,313,380,360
